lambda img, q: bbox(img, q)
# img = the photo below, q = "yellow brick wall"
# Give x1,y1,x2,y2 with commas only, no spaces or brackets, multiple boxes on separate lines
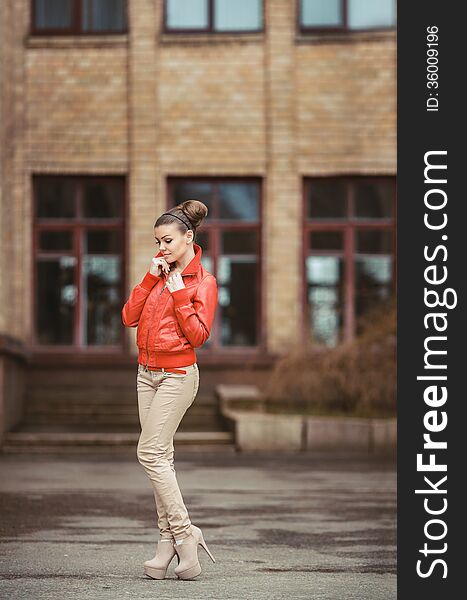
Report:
0,0,396,356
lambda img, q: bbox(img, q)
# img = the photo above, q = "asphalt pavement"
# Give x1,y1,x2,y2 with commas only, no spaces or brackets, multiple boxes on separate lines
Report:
0,449,396,600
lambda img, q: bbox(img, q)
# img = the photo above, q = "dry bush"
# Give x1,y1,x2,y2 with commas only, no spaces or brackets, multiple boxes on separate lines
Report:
264,297,396,417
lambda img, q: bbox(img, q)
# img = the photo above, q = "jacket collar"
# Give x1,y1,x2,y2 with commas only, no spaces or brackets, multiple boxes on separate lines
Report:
156,242,202,276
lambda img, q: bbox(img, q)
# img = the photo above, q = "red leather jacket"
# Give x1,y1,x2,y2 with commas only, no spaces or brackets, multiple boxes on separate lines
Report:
122,243,218,368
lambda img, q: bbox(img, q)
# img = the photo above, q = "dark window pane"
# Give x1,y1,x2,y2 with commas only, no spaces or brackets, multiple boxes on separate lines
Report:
306,256,344,346
36,257,76,344
82,0,126,31
166,0,208,29
218,257,257,346
82,180,123,219
354,181,394,219
356,230,392,254
170,182,213,216
355,256,393,329
307,180,347,219
348,0,396,29
36,179,75,219
309,231,344,251
214,0,262,31
300,0,342,27
195,231,209,250
83,256,122,345
218,183,259,221
86,230,121,253
39,231,73,251
221,231,257,254
35,0,73,28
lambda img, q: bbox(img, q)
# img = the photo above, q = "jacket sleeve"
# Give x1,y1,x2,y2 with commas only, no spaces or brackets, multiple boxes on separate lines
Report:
121,271,160,328
170,275,218,348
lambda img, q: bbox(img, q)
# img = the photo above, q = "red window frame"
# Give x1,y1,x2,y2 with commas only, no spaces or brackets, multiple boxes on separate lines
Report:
32,174,127,354
30,0,128,36
166,176,264,354
302,175,397,344
297,0,396,34
162,0,264,34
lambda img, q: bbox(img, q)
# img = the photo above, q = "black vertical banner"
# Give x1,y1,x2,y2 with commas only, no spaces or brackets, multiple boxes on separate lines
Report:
398,1,464,597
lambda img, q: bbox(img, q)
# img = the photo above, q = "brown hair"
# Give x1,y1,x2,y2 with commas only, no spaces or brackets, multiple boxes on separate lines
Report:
154,200,208,242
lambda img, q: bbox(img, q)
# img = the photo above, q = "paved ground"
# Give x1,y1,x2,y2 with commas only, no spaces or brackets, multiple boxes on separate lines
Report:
0,449,396,600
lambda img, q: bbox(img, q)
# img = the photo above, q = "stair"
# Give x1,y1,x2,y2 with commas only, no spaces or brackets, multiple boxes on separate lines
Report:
23,390,223,431
1,430,235,454
3,365,235,452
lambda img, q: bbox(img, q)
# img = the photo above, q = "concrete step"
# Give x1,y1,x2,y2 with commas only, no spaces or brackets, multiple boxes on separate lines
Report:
23,391,224,430
1,430,235,454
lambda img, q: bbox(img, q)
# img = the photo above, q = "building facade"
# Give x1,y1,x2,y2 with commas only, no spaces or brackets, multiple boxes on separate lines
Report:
0,0,396,439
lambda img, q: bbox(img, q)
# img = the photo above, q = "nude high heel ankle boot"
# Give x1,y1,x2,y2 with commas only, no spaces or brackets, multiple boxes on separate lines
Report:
173,524,216,580
144,538,177,579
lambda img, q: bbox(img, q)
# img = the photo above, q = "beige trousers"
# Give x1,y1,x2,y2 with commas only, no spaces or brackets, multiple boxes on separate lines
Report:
136,362,200,541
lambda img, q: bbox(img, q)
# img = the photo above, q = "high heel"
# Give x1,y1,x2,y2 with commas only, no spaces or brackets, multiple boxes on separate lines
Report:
173,524,216,580
143,538,177,580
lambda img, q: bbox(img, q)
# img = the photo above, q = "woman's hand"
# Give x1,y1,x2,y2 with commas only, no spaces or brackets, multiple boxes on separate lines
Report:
149,257,170,277
166,271,186,293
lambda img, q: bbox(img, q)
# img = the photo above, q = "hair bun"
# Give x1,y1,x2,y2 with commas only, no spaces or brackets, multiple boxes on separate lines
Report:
179,200,208,230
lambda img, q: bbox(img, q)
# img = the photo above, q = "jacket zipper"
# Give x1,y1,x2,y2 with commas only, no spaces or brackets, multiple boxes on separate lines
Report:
144,280,167,369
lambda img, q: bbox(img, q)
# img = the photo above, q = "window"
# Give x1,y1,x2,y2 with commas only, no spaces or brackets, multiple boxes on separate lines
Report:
298,0,396,32
32,0,127,34
168,178,261,349
33,176,125,349
164,0,263,33
303,177,395,346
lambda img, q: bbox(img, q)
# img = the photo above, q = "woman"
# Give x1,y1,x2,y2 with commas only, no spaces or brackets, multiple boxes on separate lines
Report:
121,200,218,580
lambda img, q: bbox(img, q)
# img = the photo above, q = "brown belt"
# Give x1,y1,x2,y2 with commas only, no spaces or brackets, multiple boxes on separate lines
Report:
142,365,187,375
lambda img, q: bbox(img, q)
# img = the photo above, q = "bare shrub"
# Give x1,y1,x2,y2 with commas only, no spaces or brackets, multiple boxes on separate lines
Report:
264,297,396,416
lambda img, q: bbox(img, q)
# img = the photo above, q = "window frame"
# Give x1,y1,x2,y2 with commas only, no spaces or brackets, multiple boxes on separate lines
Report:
162,0,264,35
30,0,128,36
302,175,397,345
31,174,127,355
297,0,396,34
166,176,264,354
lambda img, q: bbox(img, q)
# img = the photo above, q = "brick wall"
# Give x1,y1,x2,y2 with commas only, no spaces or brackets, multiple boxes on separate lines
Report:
0,0,396,356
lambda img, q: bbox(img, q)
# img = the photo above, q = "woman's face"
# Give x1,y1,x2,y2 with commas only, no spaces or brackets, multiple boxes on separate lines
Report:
154,223,192,264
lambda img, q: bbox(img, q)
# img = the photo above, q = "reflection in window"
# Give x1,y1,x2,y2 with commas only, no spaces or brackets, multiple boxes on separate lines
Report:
84,256,122,345
36,257,76,344
214,0,262,31
219,256,257,346
166,0,262,32
219,183,259,221
355,256,392,327
34,176,124,348
166,0,208,29
299,0,396,30
306,256,344,346
300,0,341,27
305,176,395,344
82,0,126,31
35,0,73,29
171,182,213,216
348,0,396,29
33,0,127,33
169,178,261,349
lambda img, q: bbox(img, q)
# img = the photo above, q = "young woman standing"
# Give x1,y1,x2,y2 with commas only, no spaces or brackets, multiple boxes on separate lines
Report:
121,200,218,580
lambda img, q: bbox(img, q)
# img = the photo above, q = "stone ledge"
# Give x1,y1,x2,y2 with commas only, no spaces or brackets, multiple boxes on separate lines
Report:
216,384,396,453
